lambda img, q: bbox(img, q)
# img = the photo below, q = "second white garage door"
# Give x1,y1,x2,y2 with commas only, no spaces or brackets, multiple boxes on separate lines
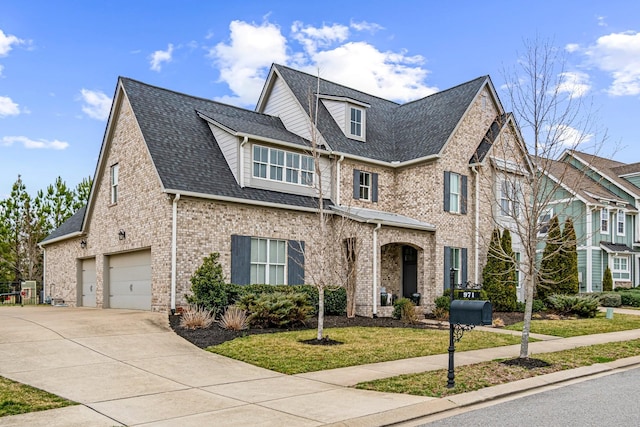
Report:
109,250,152,310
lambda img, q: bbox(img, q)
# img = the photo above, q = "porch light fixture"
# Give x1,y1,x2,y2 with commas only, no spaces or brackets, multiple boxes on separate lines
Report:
80,239,87,249
118,229,126,240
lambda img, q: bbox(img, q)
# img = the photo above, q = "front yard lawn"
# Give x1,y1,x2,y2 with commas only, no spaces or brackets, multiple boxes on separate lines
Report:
505,312,640,337
356,339,640,397
208,326,523,374
0,376,76,417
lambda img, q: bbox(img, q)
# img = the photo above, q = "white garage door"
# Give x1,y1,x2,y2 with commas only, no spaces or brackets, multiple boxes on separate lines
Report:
81,258,96,307
109,250,152,310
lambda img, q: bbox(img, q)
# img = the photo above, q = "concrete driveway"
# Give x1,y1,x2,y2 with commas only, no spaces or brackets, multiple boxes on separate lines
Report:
0,306,430,426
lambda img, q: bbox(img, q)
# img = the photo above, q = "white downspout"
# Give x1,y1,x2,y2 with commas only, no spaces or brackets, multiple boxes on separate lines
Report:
42,246,46,302
586,206,593,292
336,154,344,206
170,193,181,314
372,222,381,317
471,165,479,284
240,136,248,188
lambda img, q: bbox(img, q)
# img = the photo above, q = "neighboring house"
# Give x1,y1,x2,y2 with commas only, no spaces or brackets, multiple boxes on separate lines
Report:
41,64,530,315
541,150,640,292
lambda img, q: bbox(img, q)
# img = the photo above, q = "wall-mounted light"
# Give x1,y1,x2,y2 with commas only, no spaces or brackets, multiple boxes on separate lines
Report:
118,229,126,240
80,239,87,249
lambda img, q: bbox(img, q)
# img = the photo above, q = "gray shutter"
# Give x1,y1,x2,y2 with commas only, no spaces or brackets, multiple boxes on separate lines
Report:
444,246,451,290
443,171,450,212
461,175,468,215
461,248,468,285
231,235,251,285
371,173,379,202
287,240,305,285
353,169,360,199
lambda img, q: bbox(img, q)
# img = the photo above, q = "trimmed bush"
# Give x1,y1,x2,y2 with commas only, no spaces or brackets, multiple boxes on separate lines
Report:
619,291,640,307
186,253,242,316
515,299,546,313
238,291,313,328
435,295,450,311
599,293,622,307
546,294,599,318
602,266,613,292
392,297,419,323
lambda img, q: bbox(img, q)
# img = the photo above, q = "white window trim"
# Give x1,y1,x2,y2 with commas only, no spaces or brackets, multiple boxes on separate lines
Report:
347,105,366,141
538,208,553,236
617,210,625,236
449,173,461,214
359,171,371,201
612,255,630,281
250,238,287,285
110,163,119,204
601,207,609,235
252,144,314,187
499,178,522,218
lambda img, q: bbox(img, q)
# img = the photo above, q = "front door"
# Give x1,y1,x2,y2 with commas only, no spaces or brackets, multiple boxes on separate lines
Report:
402,246,417,298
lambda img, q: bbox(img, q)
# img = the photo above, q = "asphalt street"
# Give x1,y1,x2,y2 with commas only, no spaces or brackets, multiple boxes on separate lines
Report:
420,366,640,426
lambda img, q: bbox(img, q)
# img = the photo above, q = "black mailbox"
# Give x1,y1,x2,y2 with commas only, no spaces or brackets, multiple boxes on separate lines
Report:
449,300,492,326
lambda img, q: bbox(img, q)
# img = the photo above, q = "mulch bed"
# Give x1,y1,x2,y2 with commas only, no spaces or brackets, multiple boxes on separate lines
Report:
169,311,526,348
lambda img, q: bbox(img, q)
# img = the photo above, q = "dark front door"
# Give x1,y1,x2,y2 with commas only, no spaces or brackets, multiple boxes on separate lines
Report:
402,245,418,298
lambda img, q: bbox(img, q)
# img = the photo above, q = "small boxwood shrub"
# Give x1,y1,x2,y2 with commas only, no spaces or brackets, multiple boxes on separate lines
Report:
515,299,546,313
435,295,450,311
237,292,313,328
619,291,640,307
392,297,419,323
546,294,599,318
599,292,622,307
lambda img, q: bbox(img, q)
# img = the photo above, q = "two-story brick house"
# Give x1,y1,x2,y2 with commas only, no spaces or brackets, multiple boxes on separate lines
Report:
41,64,531,315
541,150,640,292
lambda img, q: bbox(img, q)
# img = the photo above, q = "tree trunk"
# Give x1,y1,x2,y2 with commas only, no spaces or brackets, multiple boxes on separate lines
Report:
519,273,535,358
317,286,325,340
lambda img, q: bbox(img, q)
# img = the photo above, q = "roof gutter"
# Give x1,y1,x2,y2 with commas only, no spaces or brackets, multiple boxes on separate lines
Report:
39,231,83,247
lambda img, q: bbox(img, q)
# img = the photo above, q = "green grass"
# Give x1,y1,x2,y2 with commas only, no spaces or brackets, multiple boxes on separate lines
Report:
505,312,640,337
0,376,76,417
356,339,640,398
208,327,524,374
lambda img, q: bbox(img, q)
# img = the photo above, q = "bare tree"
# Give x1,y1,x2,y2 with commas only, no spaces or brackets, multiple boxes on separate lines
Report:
486,37,611,358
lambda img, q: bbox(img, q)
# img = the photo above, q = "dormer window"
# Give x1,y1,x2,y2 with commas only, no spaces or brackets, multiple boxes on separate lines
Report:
253,145,314,187
350,107,364,138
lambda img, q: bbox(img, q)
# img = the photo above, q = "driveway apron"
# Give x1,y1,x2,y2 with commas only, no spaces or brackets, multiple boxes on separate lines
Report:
0,306,430,426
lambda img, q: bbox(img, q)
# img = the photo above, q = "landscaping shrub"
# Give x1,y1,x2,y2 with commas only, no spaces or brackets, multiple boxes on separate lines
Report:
217,305,249,331
599,293,622,307
180,304,215,329
186,253,242,316
602,266,613,292
435,295,450,311
546,294,599,318
238,291,313,328
236,284,346,315
515,299,546,313
619,291,640,307
392,297,419,324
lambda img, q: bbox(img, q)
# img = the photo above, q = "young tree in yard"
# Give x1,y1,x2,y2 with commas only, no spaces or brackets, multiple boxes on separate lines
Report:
499,37,610,358
538,215,562,301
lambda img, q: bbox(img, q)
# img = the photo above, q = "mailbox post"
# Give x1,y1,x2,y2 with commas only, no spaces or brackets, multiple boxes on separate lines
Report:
447,268,492,388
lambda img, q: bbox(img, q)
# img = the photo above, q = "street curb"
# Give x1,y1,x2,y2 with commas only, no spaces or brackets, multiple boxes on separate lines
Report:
323,356,640,427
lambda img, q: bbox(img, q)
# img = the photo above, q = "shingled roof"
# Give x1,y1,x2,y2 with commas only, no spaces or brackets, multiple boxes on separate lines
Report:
120,77,324,209
271,64,489,162
40,205,86,243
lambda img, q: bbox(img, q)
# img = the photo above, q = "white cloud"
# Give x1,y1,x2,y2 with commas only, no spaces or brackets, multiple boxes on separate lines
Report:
210,20,288,106
546,124,593,148
0,29,24,57
350,20,384,33
80,89,112,120
1,136,69,150
597,16,607,27
557,71,591,98
0,95,20,117
149,43,174,72
582,31,640,96
565,43,580,53
208,19,437,106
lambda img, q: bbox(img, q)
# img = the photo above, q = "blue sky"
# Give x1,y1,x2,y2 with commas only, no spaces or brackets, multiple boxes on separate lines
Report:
1,1,639,197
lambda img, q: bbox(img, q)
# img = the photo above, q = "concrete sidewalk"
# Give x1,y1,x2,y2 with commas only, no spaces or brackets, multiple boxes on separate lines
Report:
1,306,639,426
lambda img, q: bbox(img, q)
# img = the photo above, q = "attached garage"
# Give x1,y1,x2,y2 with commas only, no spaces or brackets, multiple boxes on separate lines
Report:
108,250,152,310
81,258,97,307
